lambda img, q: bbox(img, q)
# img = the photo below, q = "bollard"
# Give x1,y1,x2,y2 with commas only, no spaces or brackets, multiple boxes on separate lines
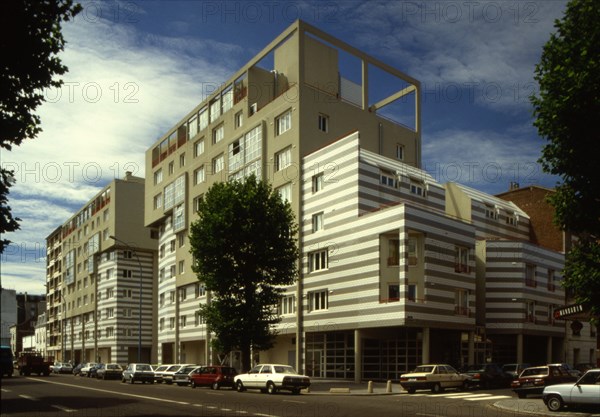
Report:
368,380,373,393
387,380,392,393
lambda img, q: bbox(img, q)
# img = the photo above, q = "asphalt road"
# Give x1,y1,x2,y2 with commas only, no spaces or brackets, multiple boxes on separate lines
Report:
1,373,597,417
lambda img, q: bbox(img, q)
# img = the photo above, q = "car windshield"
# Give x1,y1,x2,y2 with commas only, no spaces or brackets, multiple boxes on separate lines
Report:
521,367,548,377
137,364,152,371
414,366,435,373
107,364,120,370
273,366,297,374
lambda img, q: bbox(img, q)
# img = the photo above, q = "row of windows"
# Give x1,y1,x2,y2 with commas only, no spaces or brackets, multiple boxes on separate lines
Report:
278,290,329,314
159,283,206,307
159,312,206,330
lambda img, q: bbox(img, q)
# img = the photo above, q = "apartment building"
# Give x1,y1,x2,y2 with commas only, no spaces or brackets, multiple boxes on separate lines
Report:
45,173,157,364
144,20,421,368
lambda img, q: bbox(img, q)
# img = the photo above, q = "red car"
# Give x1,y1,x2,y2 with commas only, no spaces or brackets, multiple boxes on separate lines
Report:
511,365,577,398
189,365,237,390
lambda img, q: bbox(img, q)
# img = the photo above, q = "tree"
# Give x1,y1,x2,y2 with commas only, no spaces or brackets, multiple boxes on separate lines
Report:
189,176,299,371
0,0,81,253
531,0,600,317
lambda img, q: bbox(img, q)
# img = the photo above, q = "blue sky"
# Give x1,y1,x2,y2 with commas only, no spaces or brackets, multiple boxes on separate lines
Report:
1,0,568,294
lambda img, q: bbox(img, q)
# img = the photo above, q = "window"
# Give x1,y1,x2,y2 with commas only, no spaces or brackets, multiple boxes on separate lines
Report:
547,269,556,291
276,109,292,135
194,166,205,185
168,161,174,175
169,291,175,303
194,138,204,157
193,195,204,212
179,152,185,167
235,110,243,128
210,98,221,123
407,284,417,301
173,204,185,232
188,115,198,139
122,269,132,278
396,144,404,160
179,287,187,302
107,268,113,279
170,239,176,252
275,147,292,172
454,289,469,315
276,183,292,203
195,311,205,326
506,211,517,225
169,317,175,329
177,232,185,248
312,173,324,193
407,237,418,266
212,154,224,173
123,250,133,259
153,193,163,210
154,169,162,185
106,288,114,298
178,260,185,274
312,212,324,232
380,171,397,188
106,327,114,338
485,205,498,219
212,124,224,144
525,264,537,287
318,114,329,132
388,284,400,302
308,290,328,311
410,180,425,196
103,209,109,222
195,283,206,298
170,265,176,278
159,292,165,306
159,318,164,331
180,315,187,328
199,107,208,131
106,307,114,318
388,239,400,266
455,246,469,273
123,289,132,298
308,248,328,272
278,295,296,315
526,300,536,322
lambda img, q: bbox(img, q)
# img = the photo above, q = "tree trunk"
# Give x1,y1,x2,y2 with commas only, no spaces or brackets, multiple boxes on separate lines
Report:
240,344,252,373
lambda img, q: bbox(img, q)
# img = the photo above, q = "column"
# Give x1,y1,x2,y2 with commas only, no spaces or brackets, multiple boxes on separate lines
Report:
354,329,362,383
468,331,475,365
516,333,524,363
422,327,430,364
546,336,553,362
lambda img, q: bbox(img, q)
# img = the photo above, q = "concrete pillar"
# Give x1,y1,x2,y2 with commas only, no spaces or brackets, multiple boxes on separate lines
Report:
468,331,475,365
516,334,524,363
547,336,553,362
422,327,430,364
354,329,362,383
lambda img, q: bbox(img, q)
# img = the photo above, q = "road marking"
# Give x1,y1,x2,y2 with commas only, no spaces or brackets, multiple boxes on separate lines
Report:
440,393,491,398
254,414,278,417
464,395,512,401
19,394,39,401
221,408,232,411
1,388,11,393
25,377,193,405
51,405,77,412
283,400,306,404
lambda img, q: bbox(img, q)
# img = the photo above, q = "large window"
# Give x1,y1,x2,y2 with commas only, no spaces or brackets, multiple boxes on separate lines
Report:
407,237,418,266
388,239,400,266
154,169,163,185
454,246,469,273
278,295,296,315
276,109,292,135
525,264,537,287
312,212,324,232
275,147,292,172
454,289,469,316
212,154,224,174
212,124,224,144
199,107,208,131
312,173,324,193
188,115,198,139
194,166,205,185
308,248,328,272
308,290,328,312
276,183,292,203
194,138,204,157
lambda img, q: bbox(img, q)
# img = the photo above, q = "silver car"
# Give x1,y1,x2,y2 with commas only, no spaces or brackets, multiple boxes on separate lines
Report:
542,369,600,411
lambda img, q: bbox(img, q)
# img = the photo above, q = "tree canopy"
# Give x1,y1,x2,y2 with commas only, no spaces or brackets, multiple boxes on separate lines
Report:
531,0,600,317
0,0,81,253
189,176,298,371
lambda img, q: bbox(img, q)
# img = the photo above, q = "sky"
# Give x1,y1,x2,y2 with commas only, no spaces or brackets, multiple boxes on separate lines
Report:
1,0,568,295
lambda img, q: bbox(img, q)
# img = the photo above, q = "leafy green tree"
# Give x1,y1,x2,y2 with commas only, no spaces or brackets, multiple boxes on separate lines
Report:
0,0,81,253
531,0,600,317
189,176,298,371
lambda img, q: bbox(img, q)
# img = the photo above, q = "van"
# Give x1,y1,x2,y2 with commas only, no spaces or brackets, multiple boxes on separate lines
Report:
0,345,14,378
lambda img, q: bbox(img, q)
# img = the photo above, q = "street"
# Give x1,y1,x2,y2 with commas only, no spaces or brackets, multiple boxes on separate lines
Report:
1,373,578,417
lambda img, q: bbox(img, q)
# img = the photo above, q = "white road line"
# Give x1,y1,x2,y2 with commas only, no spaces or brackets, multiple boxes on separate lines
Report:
254,414,278,417
19,394,39,401
1,389,11,393
464,395,512,401
51,405,77,412
282,400,306,404
440,393,491,398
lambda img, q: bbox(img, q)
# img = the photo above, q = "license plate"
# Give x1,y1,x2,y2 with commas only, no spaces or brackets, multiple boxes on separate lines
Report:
409,378,417,382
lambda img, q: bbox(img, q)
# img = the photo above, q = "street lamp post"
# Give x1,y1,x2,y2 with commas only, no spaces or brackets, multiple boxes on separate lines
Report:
109,236,143,363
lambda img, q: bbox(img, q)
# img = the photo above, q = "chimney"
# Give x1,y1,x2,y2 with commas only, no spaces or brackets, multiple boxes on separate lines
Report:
509,182,520,190
125,171,133,180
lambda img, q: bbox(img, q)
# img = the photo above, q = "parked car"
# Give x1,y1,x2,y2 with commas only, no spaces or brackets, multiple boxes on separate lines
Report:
189,365,237,390
511,365,578,398
88,363,103,378
122,363,154,384
96,363,123,380
542,369,600,411
72,363,84,376
234,364,310,394
153,364,172,383
79,362,98,377
0,345,14,378
548,363,582,378
462,363,513,389
173,365,201,386
575,363,595,374
162,364,195,385
52,362,73,374
502,363,531,379
400,364,471,394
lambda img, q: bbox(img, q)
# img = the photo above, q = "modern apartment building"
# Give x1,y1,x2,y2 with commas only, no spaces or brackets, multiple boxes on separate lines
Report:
45,173,157,364
144,20,421,368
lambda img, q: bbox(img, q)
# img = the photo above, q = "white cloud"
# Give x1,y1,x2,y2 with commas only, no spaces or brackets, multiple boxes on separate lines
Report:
2,10,239,294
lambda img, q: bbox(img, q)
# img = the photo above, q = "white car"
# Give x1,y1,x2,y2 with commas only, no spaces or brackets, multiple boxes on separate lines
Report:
542,369,600,411
400,364,471,394
234,364,310,394
161,364,196,384
79,362,98,377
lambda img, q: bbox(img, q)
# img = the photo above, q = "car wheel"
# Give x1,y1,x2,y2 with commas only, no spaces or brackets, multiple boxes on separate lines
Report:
129,377,134,384
517,392,526,399
546,395,564,412
407,388,416,394
121,377,126,383
211,382,220,390
292,388,301,395
236,380,246,392
267,381,277,395
191,380,197,388
461,380,469,391
431,383,442,394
